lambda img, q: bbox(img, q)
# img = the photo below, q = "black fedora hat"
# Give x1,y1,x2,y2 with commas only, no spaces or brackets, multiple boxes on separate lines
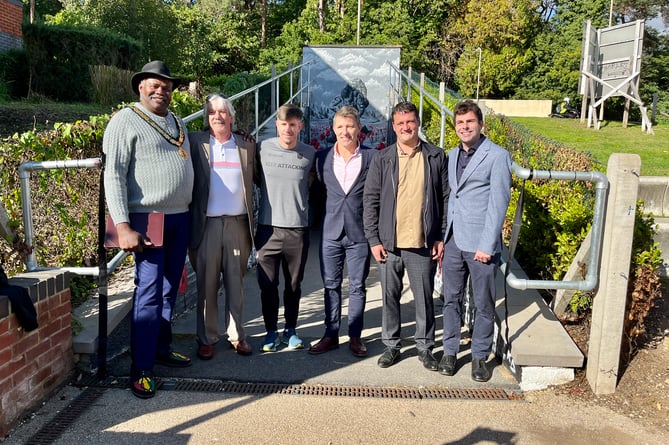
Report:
131,60,181,95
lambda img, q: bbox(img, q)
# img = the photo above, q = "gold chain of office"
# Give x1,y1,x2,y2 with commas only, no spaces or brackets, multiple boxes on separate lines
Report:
131,105,188,160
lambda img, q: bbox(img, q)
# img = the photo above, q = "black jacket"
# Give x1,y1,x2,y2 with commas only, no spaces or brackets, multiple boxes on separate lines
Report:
362,141,448,250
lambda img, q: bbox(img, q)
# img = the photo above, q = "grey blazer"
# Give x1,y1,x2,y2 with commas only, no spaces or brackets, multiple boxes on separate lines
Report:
446,136,512,255
188,131,256,250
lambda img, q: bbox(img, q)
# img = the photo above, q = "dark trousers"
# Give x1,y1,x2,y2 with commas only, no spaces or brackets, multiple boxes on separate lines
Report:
256,225,310,332
319,233,370,338
379,247,436,352
131,212,190,375
442,236,499,360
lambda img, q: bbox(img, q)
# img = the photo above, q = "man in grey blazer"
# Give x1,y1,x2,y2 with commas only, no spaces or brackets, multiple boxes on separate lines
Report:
189,94,255,360
309,106,375,358
440,100,512,382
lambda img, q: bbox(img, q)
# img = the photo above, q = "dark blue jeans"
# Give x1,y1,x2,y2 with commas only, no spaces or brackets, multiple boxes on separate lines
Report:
319,234,370,338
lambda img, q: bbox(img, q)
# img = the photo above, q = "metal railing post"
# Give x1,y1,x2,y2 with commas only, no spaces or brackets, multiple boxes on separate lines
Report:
419,72,425,124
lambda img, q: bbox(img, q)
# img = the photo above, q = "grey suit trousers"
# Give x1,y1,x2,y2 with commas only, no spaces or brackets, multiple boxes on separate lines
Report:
189,215,252,346
379,247,436,352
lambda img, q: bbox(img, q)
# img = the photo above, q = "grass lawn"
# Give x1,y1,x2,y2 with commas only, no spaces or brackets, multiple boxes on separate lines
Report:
510,117,669,176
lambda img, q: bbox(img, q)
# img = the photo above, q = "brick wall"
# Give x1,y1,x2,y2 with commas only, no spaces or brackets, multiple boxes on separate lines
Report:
0,0,23,51
0,270,75,437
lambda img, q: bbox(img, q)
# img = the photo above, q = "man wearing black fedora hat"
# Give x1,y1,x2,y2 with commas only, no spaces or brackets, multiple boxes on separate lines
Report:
104,60,194,399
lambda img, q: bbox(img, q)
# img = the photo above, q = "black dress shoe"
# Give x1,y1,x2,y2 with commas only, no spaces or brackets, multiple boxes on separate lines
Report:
471,359,492,382
377,347,400,368
418,349,438,371
438,354,457,376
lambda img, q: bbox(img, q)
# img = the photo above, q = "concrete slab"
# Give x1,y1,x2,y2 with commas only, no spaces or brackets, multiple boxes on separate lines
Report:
72,267,134,354
76,229,585,390
638,176,669,217
495,256,584,371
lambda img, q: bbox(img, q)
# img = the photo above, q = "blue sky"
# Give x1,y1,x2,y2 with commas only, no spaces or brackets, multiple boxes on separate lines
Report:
647,14,667,33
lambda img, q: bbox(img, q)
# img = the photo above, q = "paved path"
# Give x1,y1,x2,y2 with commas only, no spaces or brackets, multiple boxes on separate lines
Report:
3,231,669,444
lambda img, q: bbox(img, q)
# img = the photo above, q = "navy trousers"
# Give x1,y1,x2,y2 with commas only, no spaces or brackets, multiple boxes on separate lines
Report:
319,233,370,338
130,212,190,375
441,236,499,360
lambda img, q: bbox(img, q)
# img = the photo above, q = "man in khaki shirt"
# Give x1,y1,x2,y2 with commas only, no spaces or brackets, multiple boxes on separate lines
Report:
363,101,449,371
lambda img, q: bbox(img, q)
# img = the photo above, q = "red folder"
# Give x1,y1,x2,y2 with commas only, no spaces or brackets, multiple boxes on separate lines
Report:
104,212,164,249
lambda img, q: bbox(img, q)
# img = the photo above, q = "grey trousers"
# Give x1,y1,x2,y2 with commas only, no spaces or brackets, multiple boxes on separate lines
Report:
379,247,436,352
189,215,252,346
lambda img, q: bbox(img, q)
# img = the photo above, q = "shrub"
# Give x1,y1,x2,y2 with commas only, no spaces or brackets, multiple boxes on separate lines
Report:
90,65,134,107
206,71,273,132
0,48,29,99
0,115,109,274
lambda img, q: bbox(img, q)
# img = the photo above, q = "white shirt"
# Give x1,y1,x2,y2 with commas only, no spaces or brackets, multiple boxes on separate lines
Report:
206,135,246,216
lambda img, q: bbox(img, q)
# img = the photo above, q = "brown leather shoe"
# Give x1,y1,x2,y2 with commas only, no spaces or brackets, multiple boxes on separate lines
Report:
229,339,253,356
308,336,339,355
349,337,368,357
197,343,215,360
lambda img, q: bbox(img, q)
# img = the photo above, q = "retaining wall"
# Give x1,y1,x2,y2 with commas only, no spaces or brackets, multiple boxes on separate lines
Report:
0,270,74,437
479,99,553,117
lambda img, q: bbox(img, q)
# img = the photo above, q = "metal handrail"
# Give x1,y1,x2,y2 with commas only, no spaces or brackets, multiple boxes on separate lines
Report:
18,62,311,275
182,60,312,133
503,164,609,291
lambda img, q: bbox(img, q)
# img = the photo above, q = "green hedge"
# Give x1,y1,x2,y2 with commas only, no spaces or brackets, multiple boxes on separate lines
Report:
0,48,30,100
22,22,141,102
0,114,108,273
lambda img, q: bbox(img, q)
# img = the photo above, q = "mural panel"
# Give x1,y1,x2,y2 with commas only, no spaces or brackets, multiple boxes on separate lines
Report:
302,46,401,151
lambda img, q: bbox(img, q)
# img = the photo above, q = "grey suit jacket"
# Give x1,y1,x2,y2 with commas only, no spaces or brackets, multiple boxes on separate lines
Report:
446,136,512,255
188,131,255,250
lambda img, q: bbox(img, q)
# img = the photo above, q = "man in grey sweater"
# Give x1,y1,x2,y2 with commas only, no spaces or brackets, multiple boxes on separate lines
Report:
104,61,194,399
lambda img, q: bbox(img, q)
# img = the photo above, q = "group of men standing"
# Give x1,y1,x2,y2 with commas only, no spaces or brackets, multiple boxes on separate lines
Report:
104,61,512,399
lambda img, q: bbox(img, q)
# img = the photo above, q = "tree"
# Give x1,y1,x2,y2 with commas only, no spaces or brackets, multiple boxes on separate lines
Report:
614,0,669,23
49,0,181,69
515,0,610,103
171,1,260,80
21,0,62,22
446,0,541,98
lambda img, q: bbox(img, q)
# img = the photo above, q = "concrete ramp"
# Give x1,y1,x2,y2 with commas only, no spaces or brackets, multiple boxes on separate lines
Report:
494,254,584,390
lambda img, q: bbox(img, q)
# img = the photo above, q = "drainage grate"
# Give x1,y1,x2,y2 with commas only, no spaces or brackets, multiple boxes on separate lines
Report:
75,374,521,401
24,387,104,445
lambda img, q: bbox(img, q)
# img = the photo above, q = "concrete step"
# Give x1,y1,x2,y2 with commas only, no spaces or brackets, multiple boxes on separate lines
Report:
494,254,584,390
72,268,135,354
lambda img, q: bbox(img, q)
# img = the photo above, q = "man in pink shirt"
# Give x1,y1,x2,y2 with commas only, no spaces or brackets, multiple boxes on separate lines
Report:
309,106,376,357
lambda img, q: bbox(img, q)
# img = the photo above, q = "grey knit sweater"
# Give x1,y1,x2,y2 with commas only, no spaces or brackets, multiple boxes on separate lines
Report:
103,103,194,224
